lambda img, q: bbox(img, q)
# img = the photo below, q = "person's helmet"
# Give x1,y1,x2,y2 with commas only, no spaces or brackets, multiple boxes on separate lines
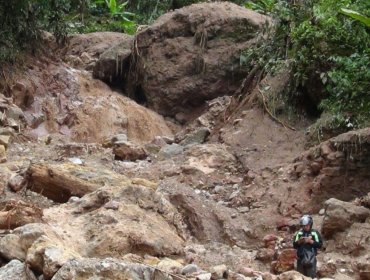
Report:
300,215,313,227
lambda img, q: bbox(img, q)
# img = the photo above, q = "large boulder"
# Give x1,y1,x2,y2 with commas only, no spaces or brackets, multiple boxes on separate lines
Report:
93,34,133,84
0,260,37,280
43,183,186,259
272,249,296,274
321,198,370,238
113,140,148,161
26,235,81,278
130,2,271,116
0,223,51,261
158,179,255,248
65,32,128,69
51,258,172,280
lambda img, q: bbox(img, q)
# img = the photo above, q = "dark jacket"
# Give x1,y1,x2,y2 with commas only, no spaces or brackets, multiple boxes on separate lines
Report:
293,229,323,258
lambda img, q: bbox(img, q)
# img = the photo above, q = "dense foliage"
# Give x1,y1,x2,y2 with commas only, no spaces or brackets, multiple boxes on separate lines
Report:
0,0,70,61
243,0,370,130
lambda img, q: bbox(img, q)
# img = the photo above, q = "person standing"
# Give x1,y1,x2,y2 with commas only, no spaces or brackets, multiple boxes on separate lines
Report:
293,215,323,278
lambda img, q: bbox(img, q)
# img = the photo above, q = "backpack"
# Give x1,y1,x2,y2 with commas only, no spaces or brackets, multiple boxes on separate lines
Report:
301,248,315,268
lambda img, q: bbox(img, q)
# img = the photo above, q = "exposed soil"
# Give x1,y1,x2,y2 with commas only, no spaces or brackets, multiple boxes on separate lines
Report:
0,3,369,280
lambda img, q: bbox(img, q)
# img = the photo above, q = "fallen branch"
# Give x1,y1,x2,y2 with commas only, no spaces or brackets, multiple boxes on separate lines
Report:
258,88,296,131
26,163,100,203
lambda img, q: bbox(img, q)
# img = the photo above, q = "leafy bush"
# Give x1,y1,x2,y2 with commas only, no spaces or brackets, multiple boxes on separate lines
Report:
244,0,370,131
66,0,136,34
0,0,70,62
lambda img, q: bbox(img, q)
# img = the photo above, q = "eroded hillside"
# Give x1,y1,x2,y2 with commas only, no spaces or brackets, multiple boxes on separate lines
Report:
0,3,369,280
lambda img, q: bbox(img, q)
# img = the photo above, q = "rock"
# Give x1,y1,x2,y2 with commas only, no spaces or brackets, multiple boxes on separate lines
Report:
0,223,52,261
196,273,212,280
10,81,35,109
66,32,127,62
256,248,275,262
52,258,173,280
310,161,322,174
104,200,120,210
26,163,101,203
68,196,80,203
143,255,160,266
44,184,185,259
147,137,171,154
0,127,15,136
130,2,271,116
238,267,258,277
157,258,183,273
181,264,201,275
0,260,37,280
228,271,253,280
210,264,228,279
0,234,25,260
322,198,370,238
272,249,296,273
0,145,6,162
229,190,240,201
263,234,278,244
185,144,238,174
320,142,333,156
0,135,10,149
145,142,162,154
111,133,128,144
6,105,24,121
43,245,80,279
238,207,250,213
68,157,83,165
26,236,81,278
277,270,310,280
151,136,168,147
158,144,184,159
7,174,27,192
93,34,133,84
159,180,253,248
161,136,174,144
26,113,45,128
113,141,148,161
260,272,277,280
65,55,83,67
131,177,158,190
80,52,93,64
179,128,210,147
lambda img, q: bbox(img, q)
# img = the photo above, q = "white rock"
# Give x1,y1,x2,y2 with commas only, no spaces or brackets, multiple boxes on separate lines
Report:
181,264,200,275
0,260,37,280
210,264,228,279
68,157,83,165
196,272,212,280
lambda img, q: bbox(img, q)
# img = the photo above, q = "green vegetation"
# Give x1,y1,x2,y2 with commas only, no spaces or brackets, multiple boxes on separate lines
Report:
67,0,136,34
243,0,370,133
0,0,70,61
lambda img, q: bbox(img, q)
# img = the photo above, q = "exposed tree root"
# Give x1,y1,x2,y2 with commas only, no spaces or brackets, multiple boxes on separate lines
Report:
258,88,296,131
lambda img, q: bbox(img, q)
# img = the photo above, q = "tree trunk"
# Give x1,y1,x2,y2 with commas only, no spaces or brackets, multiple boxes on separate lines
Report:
26,164,99,203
